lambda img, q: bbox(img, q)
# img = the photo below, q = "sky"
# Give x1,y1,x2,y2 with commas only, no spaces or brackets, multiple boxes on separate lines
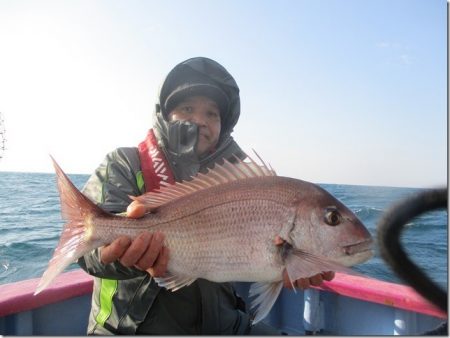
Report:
0,0,447,188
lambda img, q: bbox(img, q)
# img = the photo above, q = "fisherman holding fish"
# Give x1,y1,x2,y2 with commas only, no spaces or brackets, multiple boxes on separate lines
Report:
39,57,375,335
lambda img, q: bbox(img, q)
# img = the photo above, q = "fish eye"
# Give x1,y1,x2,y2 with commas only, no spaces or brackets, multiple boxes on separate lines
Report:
324,207,341,226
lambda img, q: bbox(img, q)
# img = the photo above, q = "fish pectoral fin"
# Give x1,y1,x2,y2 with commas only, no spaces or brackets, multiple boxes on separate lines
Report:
248,281,284,324
153,274,197,292
285,249,356,283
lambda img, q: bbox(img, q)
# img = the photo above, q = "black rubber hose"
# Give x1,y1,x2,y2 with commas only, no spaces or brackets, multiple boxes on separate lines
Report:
377,188,447,313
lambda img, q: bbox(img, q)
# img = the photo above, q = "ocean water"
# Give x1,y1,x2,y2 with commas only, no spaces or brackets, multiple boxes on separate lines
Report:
0,172,447,292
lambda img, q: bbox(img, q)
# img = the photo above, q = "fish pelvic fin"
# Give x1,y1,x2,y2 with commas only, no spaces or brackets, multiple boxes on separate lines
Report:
153,273,197,292
132,150,276,209
35,157,108,295
248,281,284,324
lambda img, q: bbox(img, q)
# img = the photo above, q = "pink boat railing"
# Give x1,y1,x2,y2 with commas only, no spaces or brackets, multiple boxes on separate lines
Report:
0,269,446,320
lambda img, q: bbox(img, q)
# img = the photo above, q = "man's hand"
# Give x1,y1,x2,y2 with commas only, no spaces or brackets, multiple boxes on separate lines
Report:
282,270,335,290
274,235,335,289
99,201,169,277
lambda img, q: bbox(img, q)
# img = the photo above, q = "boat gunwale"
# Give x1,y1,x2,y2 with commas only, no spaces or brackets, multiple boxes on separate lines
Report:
315,272,446,319
0,269,92,317
0,269,446,319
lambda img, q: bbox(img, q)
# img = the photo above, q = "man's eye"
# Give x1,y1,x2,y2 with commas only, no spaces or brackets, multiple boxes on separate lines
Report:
207,111,220,119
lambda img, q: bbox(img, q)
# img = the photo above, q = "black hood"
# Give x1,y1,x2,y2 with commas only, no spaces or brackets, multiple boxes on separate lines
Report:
156,56,240,140
152,57,242,180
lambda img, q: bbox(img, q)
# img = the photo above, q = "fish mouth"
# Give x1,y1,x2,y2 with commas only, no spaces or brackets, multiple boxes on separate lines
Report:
340,239,374,266
342,239,373,256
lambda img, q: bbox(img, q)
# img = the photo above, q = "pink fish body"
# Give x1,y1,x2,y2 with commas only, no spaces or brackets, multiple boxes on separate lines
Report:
37,154,373,323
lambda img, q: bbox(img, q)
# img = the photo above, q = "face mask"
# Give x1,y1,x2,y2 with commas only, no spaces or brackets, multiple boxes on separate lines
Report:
153,111,201,180
166,119,199,158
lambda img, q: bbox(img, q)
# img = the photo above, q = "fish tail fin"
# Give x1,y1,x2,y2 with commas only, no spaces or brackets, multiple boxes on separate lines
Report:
50,155,108,222
35,157,108,295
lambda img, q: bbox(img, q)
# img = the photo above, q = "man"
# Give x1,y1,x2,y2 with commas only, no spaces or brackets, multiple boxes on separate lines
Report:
78,57,334,335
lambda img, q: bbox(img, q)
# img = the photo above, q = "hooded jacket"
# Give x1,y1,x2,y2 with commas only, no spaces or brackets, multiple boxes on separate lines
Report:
153,56,245,180
77,57,278,335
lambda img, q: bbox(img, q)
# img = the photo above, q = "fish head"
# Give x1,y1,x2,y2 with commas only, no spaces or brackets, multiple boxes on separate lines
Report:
288,184,373,267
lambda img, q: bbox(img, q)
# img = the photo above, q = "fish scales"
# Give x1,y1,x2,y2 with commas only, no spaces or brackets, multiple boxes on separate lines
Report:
93,177,297,282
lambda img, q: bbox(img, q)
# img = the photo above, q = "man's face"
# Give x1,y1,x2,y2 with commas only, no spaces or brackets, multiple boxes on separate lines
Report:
168,95,221,156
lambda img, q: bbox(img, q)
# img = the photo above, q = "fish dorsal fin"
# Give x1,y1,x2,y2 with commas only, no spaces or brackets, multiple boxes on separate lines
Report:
131,151,276,209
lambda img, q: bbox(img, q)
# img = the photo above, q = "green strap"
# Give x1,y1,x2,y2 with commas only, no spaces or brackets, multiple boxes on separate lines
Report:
95,171,143,327
136,171,145,193
95,278,118,326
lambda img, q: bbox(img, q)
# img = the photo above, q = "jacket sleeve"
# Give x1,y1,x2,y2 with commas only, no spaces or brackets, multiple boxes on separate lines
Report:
77,147,147,280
